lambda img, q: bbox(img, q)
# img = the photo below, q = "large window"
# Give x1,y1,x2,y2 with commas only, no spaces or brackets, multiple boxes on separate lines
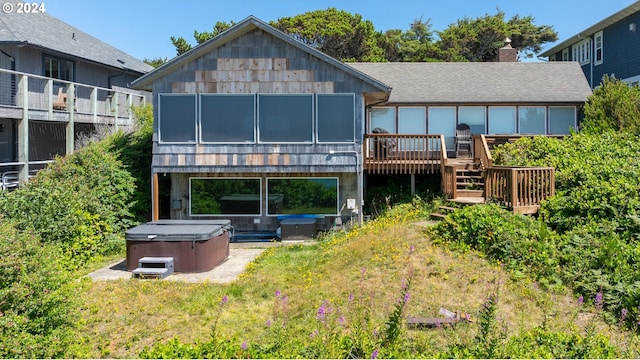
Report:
428,107,456,150
159,94,197,143
459,106,486,134
267,178,338,215
190,178,261,215
200,94,254,143
549,107,575,134
398,107,426,150
594,31,603,65
370,107,396,133
317,94,355,142
259,94,313,142
519,106,546,134
488,107,516,134
43,55,74,81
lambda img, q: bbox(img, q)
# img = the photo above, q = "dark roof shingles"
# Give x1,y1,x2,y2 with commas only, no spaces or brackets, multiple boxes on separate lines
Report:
348,62,591,103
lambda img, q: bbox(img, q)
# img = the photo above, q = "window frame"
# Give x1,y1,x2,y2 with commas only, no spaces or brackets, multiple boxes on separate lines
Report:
189,177,263,216
518,106,547,134
548,106,576,135
257,94,314,144
594,31,603,66
199,93,256,144
158,93,198,144
316,93,356,143
43,54,75,81
572,38,591,65
265,177,339,216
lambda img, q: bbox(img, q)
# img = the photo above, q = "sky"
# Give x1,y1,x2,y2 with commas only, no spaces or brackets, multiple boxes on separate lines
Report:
43,0,638,62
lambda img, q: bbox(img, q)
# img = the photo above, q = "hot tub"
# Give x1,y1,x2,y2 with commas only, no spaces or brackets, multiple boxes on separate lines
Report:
125,220,232,272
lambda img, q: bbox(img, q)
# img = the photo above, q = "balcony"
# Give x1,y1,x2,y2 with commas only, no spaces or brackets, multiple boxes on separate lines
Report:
363,133,447,175
0,68,147,127
0,68,148,188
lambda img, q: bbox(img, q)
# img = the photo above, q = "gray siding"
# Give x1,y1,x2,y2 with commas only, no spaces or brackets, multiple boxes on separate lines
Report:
149,29,378,174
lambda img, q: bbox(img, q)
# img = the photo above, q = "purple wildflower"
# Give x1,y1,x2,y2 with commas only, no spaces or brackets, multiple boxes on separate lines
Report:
266,319,272,327
317,300,329,321
621,308,629,321
371,349,379,359
339,315,345,325
310,329,319,338
409,244,415,254
241,341,247,350
221,295,229,304
595,291,604,311
361,267,366,276
275,290,281,298
577,295,584,305
348,293,354,302
404,292,411,304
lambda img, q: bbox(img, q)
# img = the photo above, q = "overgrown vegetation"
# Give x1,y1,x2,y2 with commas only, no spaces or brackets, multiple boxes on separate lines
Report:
0,140,136,269
432,129,640,332
0,106,149,358
0,219,78,358
581,75,640,135
104,203,630,358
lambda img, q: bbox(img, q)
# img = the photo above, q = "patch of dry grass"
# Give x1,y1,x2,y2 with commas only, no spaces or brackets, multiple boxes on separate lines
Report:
68,213,630,358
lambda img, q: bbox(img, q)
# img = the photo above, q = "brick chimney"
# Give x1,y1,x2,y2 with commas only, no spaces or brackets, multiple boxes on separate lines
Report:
498,37,518,62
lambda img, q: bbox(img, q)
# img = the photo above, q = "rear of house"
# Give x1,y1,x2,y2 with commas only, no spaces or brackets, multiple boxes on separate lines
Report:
133,16,592,235
131,16,390,235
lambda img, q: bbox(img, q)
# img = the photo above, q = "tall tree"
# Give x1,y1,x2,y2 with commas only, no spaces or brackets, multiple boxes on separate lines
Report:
270,8,385,62
170,21,236,56
436,10,557,62
143,57,167,68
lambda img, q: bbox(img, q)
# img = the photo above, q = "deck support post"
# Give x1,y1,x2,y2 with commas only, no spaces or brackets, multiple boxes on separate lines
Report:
17,74,28,184
411,173,416,197
152,172,159,221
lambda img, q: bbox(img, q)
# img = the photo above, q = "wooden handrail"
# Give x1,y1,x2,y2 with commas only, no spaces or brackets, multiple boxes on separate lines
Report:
484,166,555,214
474,134,492,169
363,134,444,175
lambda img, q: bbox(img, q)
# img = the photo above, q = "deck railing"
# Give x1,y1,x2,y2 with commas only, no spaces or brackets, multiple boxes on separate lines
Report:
363,134,445,174
0,68,147,126
484,166,555,214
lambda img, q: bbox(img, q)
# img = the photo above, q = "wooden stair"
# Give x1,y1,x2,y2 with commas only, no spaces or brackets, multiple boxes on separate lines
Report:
430,205,457,220
452,160,485,203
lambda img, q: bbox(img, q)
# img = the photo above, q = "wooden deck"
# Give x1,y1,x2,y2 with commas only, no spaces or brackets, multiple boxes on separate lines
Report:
364,133,557,214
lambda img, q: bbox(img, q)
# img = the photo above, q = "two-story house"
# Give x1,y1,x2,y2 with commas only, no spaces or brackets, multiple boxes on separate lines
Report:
541,1,640,88
132,16,591,235
0,0,153,188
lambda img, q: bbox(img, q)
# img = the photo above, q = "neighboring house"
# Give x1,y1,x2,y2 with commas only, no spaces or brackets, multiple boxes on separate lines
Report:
540,1,640,88
132,16,591,233
0,0,153,187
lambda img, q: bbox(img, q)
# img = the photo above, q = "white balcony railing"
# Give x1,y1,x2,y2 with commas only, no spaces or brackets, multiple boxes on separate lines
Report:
0,68,147,126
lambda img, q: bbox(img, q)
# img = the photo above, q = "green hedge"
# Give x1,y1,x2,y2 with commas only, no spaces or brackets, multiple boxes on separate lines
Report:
0,140,136,269
0,219,76,358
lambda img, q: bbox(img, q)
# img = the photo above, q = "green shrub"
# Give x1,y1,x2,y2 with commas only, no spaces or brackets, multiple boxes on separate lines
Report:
108,104,154,222
0,140,136,268
0,218,76,358
581,75,640,135
429,204,560,283
484,131,640,324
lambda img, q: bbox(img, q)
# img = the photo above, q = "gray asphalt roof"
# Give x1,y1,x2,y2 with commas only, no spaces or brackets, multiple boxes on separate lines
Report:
0,0,152,74
348,61,592,104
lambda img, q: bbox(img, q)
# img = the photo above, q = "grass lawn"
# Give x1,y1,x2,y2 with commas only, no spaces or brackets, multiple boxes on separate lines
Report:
66,206,634,358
